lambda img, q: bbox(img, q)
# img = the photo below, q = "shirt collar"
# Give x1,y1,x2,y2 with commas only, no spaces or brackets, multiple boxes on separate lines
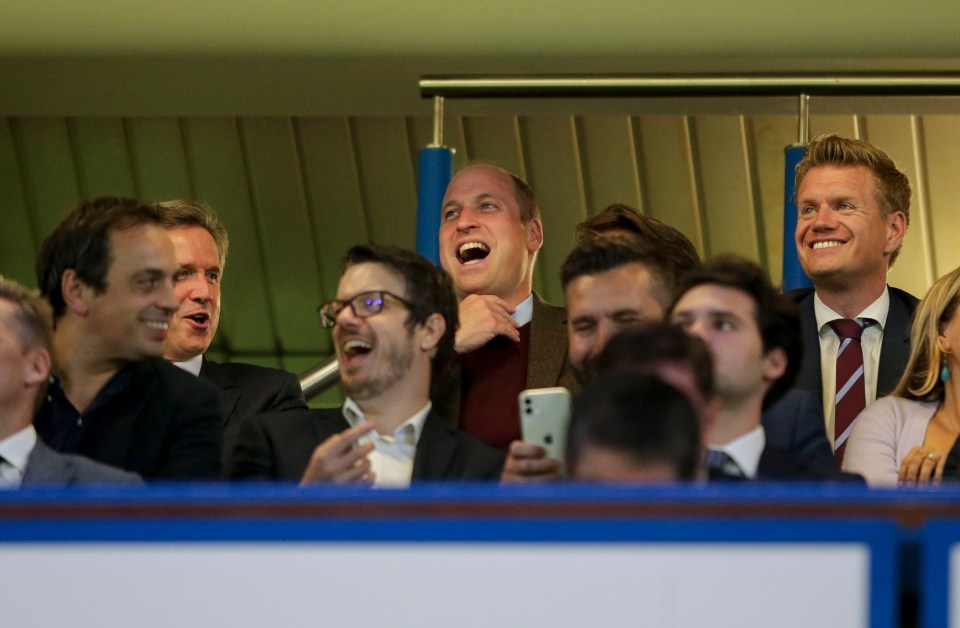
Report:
511,293,534,326
814,287,890,335
342,398,431,446
0,425,38,475
714,425,766,479
172,354,204,376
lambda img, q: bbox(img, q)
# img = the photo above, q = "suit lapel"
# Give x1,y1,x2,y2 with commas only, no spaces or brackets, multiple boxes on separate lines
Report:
200,358,241,426
795,292,824,399
22,440,71,485
877,288,914,396
527,293,569,390
412,411,458,480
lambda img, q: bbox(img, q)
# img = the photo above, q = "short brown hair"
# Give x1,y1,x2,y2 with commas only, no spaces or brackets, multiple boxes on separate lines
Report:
460,163,541,224
156,200,230,270
795,134,911,265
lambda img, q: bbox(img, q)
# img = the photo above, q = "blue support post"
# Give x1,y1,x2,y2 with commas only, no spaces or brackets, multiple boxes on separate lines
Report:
783,144,813,291
415,146,454,266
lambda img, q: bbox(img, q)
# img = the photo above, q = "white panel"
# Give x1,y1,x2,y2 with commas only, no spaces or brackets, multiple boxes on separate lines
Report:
2,542,870,628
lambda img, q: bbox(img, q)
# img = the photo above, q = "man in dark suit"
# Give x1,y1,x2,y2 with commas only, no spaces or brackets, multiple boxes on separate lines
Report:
790,134,918,462
33,197,222,480
231,244,504,484
669,256,855,481
0,276,140,487
156,200,306,468
436,164,577,455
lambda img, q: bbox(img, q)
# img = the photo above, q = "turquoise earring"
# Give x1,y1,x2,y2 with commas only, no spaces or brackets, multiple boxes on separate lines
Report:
941,356,951,383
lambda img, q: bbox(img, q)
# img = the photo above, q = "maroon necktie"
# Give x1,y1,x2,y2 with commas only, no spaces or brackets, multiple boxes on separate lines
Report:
829,318,874,465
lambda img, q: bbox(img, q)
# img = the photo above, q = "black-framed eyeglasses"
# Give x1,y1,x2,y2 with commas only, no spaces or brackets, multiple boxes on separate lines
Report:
317,291,414,328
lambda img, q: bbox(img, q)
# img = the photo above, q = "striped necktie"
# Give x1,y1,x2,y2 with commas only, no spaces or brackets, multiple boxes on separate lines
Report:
829,318,874,465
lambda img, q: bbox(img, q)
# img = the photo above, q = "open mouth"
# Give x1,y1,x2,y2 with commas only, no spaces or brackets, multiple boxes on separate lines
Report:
342,338,373,358
457,241,490,265
143,320,169,331
811,240,844,250
185,312,210,327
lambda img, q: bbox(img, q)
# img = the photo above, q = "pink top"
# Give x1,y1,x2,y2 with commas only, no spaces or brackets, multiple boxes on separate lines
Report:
842,396,938,487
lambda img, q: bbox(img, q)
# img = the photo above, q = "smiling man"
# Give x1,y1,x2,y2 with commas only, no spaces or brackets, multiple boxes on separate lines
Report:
157,200,306,469
791,135,918,463
436,163,576,452
33,197,222,479
230,244,504,485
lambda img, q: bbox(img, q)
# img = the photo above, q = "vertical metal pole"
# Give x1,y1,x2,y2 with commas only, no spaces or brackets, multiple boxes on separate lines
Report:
798,93,810,145
432,96,444,147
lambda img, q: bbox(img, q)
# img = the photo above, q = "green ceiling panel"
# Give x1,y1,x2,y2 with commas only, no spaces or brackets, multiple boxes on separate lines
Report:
239,117,324,355
0,119,38,286
295,116,368,309
181,117,275,358
350,117,418,248
70,117,137,199
125,117,193,201
11,118,82,239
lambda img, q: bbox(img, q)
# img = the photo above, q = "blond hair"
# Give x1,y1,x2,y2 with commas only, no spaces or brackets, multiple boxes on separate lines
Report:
894,266,960,400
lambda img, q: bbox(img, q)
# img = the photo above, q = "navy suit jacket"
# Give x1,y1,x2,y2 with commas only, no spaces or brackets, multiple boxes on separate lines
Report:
230,407,505,482
761,389,835,467
23,439,143,486
710,440,863,482
787,286,918,401
199,358,306,471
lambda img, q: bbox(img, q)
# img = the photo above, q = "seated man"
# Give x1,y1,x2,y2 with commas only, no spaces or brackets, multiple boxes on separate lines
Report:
567,372,702,483
0,276,140,486
437,163,576,451
34,196,222,479
230,244,504,485
668,256,856,481
157,200,306,469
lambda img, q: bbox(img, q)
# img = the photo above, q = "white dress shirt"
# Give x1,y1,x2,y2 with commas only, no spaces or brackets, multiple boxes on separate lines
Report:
343,398,430,488
711,426,766,479
512,293,534,326
0,425,38,489
172,354,204,376
814,289,890,446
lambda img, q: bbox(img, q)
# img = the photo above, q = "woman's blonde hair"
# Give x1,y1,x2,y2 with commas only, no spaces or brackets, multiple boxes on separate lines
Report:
894,266,960,400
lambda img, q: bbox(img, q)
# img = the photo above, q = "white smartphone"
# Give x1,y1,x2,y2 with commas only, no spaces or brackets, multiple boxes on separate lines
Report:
519,387,572,464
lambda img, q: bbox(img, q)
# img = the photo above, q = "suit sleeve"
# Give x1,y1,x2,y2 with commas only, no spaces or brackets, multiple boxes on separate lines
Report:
267,371,308,413
791,393,837,468
159,379,223,480
229,414,278,480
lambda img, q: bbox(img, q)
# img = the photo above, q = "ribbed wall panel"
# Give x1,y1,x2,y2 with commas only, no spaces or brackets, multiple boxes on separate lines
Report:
1,112,957,372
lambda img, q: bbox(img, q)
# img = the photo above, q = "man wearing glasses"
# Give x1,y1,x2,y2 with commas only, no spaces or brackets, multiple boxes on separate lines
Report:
229,244,505,485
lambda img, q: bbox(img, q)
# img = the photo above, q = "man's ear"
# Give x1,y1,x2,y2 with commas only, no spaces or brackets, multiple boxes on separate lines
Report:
418,313,447,355
61,269,91,317
884,211,907,255
761,347,788,383
526,218,544,254
24,348,51,386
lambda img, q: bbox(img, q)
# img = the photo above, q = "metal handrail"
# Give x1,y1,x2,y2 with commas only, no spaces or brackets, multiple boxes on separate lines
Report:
299,355,340,401
420,72,960,99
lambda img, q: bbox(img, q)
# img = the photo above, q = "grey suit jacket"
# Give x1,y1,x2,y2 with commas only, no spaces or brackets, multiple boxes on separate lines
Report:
434,292,579,425
23,440,143,486
788,286,919,401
